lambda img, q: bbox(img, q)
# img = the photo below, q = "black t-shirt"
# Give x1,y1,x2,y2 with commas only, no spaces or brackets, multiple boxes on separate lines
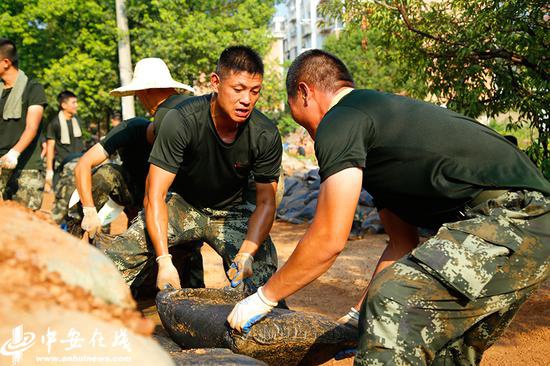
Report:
315,89,550,229
46,114,85,165
0,78,48,170
100,117,151,200
154,94,191,135
149,94,282,210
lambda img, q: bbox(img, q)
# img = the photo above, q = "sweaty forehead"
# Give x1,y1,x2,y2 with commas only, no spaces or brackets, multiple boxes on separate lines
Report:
222,71,263,86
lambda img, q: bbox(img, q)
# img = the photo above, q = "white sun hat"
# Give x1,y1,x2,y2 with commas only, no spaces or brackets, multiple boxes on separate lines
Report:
110,58,195,96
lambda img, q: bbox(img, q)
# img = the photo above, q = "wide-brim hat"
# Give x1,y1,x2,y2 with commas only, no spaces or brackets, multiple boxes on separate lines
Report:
110,58,195,97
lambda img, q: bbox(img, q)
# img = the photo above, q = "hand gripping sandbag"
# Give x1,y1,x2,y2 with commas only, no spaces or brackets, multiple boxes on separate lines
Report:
156,288,357,366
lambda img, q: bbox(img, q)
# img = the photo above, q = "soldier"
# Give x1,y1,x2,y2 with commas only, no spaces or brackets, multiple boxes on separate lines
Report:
0,38,48,209
73,58,203,291
227,49,550,365
46,90,86,223
96,46,282,293
72,58,194,238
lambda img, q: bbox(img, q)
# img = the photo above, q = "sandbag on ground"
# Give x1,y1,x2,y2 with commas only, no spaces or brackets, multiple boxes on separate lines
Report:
157,288,357,366
171,348,267,365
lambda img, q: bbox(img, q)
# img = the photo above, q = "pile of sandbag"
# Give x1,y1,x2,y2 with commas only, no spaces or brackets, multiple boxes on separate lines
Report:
277,169,383,237
157,288,357,366
0,201,173,365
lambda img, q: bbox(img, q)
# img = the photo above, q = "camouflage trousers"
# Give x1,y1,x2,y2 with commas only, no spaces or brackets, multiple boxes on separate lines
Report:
66,163,138,234
0,168,44,210
94,192,278,292
51,159,79,223
356,190,550,366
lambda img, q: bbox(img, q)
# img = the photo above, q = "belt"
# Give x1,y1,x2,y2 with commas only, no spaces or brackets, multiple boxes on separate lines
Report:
469,189,509,207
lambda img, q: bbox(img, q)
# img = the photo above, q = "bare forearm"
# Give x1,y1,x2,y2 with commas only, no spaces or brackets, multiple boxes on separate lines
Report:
145,195,170,257
46,142,55,171
13,128,37,154
240,202,275,255
13,109,42,153
262,230,343,301
75,162,95,207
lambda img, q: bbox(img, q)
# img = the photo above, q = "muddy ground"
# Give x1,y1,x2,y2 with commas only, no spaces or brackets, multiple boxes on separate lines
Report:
130,218,549,366
41,193,549,365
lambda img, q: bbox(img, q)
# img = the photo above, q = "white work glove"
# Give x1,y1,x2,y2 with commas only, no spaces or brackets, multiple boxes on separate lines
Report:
156,254,181,290
337,307,360,329
226,252,254,287
81,206,102,239
0,149,20,169
227,286,277,334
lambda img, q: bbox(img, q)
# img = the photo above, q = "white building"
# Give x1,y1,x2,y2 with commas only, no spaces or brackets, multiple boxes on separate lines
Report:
271,1,343,62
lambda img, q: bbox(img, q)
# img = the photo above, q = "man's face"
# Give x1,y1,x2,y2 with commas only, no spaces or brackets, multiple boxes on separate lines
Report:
62,97,78,115
211,71,262,123
0,58,11,78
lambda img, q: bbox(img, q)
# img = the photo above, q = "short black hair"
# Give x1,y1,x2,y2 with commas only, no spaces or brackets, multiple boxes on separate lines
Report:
110,111,122,121
503,135,518,146
286,49,354,99
215,45,264,79
57,90,77,110
0,39,18,68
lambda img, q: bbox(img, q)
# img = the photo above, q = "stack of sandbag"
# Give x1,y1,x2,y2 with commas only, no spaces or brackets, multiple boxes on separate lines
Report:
157,288,357,366
277,168,382,237
0,201,174,365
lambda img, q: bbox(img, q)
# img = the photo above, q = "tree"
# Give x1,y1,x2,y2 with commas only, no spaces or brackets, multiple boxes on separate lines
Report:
320,0,550,178
0,0,120,137
126,0,277,89
115,0,136,120
323,27,427,96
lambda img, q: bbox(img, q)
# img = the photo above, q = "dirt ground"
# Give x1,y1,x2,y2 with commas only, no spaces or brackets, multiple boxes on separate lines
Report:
199,221,550,366
41,194,550,365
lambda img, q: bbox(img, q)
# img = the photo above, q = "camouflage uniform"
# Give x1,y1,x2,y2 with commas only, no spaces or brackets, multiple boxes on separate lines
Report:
0,168,44,209
51,159,79,223
66,163,136,226
65,163,205,291
356,190,550,365
94,192,278,292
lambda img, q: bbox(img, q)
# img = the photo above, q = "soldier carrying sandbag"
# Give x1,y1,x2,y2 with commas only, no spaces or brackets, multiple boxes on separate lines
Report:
228,49,550,366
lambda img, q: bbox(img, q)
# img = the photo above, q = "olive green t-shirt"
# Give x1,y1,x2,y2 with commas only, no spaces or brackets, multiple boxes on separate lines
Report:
0,79,48,170
149,94,282,210
46,114,85,166
315,89,550,229
153,94,192,134
100,117,151,201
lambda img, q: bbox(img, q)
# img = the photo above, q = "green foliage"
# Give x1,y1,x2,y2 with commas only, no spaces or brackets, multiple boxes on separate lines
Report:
323,27,427,97
0,0,119,135
1,0,280,140
320,0,550,176
274,113,298,136
256,61,287,118
126,0,276,88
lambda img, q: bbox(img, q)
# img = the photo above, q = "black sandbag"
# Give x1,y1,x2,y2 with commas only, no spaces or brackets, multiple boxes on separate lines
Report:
157,288,357,366
172,348,267,365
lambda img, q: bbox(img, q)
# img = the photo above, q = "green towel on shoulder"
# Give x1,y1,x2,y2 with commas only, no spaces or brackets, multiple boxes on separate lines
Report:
0,70,28,120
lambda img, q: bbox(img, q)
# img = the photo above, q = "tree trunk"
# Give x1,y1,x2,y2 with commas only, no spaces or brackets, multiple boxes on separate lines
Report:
115,0,135,120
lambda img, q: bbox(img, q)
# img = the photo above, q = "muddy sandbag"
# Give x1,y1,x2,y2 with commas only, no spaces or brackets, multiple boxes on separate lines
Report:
171,348,267,366
157,288,357,366
0,202,135,309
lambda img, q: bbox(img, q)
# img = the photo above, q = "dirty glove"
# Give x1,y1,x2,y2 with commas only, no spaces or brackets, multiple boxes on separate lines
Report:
0,149,20,169
337,307,360,329
227,252,254,287
156,254,181,290
227,286,277,333
81,206,102,239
